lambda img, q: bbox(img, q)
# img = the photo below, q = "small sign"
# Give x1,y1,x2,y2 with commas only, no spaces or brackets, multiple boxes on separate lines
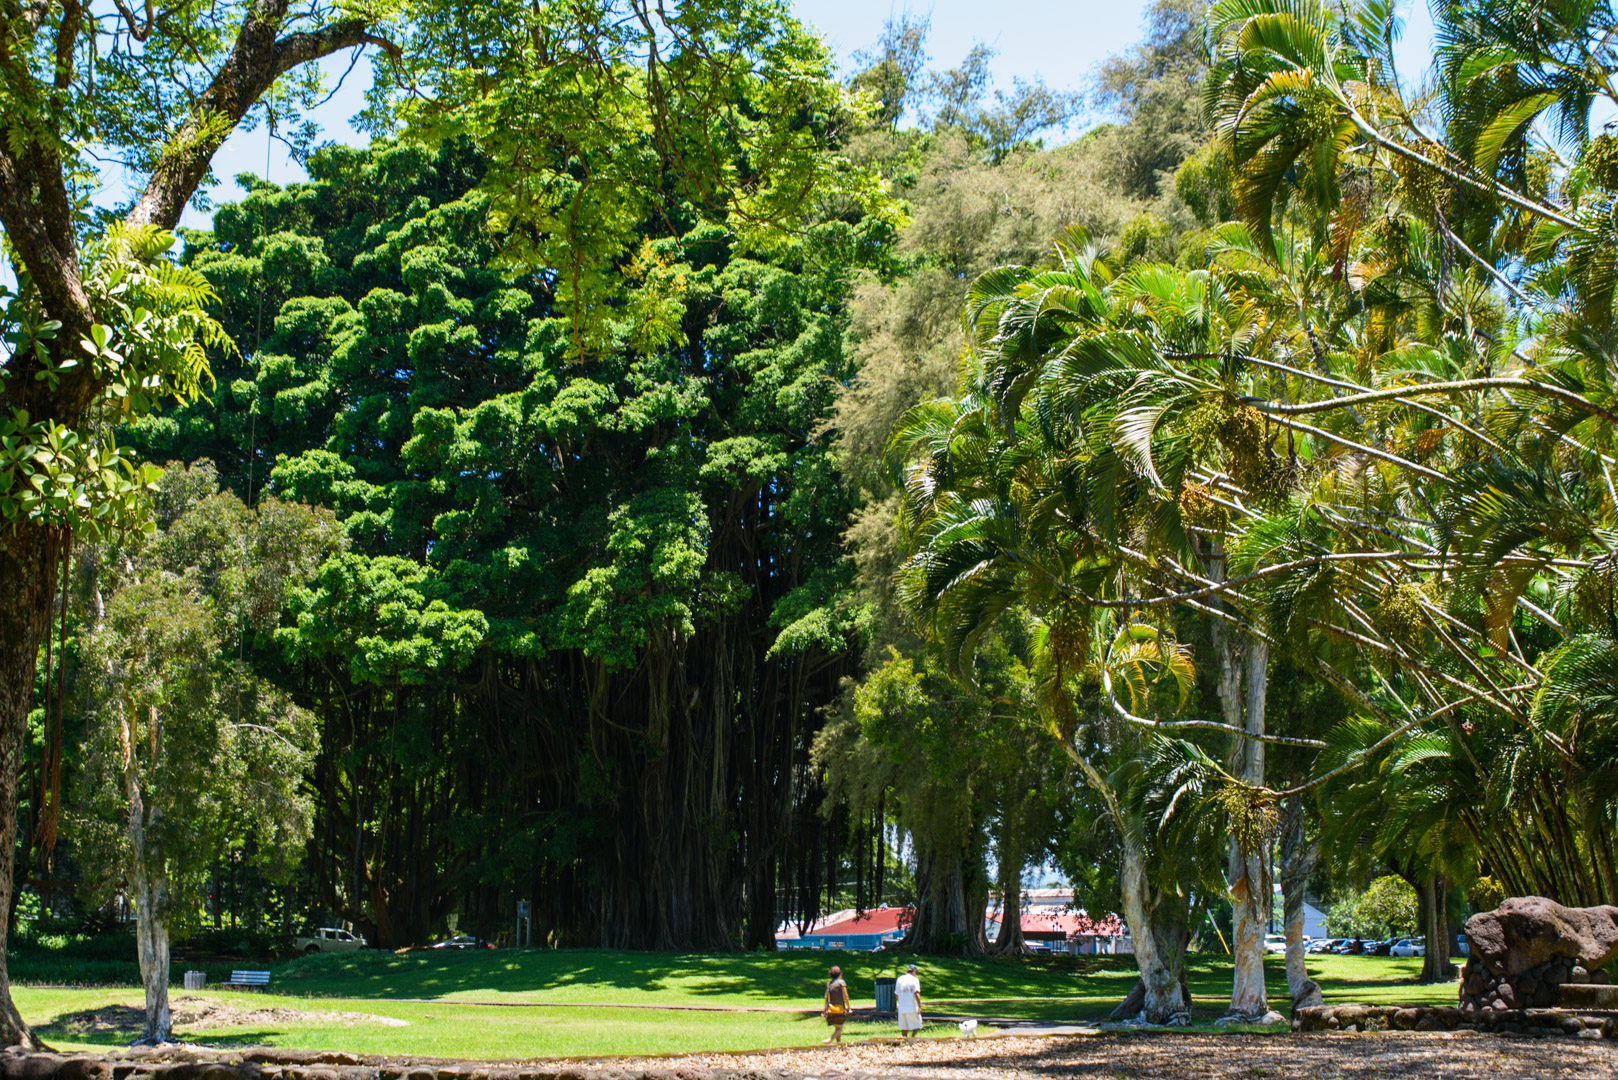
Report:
517,900,531,917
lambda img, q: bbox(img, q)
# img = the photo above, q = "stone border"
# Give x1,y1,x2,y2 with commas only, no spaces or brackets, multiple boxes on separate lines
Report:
1294,1004,1617,1039
0,1048,770,1080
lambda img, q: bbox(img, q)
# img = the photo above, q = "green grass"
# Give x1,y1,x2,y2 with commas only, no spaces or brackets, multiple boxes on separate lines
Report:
920,954,1455,1022
15,986,948,1059
9,950,1460,1058
270,948,1103,1006
265,948,1456,1019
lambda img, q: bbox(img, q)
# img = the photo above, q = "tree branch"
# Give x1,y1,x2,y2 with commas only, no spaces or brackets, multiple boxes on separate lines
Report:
126,6,400,230
1256,376,1618,429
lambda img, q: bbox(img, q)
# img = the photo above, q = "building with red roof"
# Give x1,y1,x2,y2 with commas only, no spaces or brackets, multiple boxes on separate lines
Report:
777,905,911,951
986,909,1131,954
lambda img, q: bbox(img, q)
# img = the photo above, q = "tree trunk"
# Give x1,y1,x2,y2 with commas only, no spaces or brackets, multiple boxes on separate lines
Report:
1420,876,1454,983
1279,794,1322,1011
125,704,172,1043
907,841,981,954
1117,833,1191,1024
992,816,1026,954
133,875,172,1044
1226,639,1271,1020
0,528,65,1049
994,882,1026,954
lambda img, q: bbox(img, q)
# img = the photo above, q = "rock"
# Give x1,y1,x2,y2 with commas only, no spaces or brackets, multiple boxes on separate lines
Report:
1392,1009,1419,1030
1491,998,1510,1011
1464,897,1618,978
1,1057,65,1080
1290,979,1324,1012
1496,982,1517,1008
1562,1016,1586,1035
1415,1014,1444,1031
1577,1028,1604,1039
1257,1011,1286,1025
1559,984,1618,1009
1334,1006,1368,1029
55,1063,110,1080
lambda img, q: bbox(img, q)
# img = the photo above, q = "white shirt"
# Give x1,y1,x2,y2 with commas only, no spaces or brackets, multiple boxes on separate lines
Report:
895,972,921,1012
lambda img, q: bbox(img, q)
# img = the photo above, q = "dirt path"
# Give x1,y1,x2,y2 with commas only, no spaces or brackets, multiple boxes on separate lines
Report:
582,1031,1618,1079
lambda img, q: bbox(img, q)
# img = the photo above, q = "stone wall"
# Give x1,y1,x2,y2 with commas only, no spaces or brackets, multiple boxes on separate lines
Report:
0,1049,751,1080
1459,954,1611,1011
1294,1004,1615,1039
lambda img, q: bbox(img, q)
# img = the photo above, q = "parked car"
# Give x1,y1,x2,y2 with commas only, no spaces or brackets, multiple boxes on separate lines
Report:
1309,938,1342,954
1263,933,1288,955
1389,937,1426,957
1454,934,1470,957
431,935,491,949
294,927,366,953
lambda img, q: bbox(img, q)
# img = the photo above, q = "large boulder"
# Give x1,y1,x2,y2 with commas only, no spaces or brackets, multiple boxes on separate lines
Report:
1464,896,1618,977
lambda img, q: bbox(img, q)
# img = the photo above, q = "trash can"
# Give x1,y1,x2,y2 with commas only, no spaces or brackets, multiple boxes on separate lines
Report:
874,976,896,1012
183,971,205,990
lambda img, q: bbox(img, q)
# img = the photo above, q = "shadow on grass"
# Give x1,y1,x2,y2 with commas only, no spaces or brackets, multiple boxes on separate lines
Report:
270,949,1151,1008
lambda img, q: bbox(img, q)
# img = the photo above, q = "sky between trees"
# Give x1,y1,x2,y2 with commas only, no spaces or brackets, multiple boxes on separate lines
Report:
72,0,1450,232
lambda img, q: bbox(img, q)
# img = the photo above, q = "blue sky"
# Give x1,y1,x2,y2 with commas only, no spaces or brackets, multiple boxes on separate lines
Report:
156,0,1441,230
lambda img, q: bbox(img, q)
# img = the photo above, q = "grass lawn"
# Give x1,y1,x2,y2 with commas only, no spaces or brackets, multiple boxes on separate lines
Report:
14,986,952,1058
8,950,1460,1057
923,954,1456,1022
265,947,1458,1019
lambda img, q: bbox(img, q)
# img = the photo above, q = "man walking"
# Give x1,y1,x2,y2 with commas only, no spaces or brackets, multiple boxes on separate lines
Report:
895,963,923,1039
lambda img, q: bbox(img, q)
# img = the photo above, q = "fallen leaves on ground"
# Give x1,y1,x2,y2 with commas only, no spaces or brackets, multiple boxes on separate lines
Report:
592,1031,1618,1079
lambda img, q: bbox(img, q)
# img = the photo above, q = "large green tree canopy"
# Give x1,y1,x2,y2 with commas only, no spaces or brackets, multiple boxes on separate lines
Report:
128,128,893,947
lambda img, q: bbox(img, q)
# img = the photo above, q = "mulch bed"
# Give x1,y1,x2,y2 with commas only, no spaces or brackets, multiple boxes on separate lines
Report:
588,1031,1618,1079
11,1029,1618,1080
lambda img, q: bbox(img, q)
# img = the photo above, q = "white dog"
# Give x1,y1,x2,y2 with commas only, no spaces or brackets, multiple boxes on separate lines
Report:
958,1019,979,1038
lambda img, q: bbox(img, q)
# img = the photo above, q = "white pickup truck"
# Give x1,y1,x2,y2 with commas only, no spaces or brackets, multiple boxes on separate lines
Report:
294,927,367,953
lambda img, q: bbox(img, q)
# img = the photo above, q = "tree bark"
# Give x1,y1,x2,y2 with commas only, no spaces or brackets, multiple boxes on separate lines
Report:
1116,833,1191,1024
993,882,1026,954
1279,794,1322,1011
0,527,66,1048
132,872,172,1043
1225,639,1271,1020
124,703,171,1043
1420,876,1454,983
906,830,985,954
991,814,1026,954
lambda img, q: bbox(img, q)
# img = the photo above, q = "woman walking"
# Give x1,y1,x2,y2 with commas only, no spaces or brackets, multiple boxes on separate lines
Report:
823,965,850,1043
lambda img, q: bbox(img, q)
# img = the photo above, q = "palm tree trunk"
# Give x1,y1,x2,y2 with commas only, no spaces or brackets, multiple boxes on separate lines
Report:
1279,794,1321,1009
1419,876,1453,983
1118,833,1191,1024
1226,639,1271,1020
1061,738,1187,1024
